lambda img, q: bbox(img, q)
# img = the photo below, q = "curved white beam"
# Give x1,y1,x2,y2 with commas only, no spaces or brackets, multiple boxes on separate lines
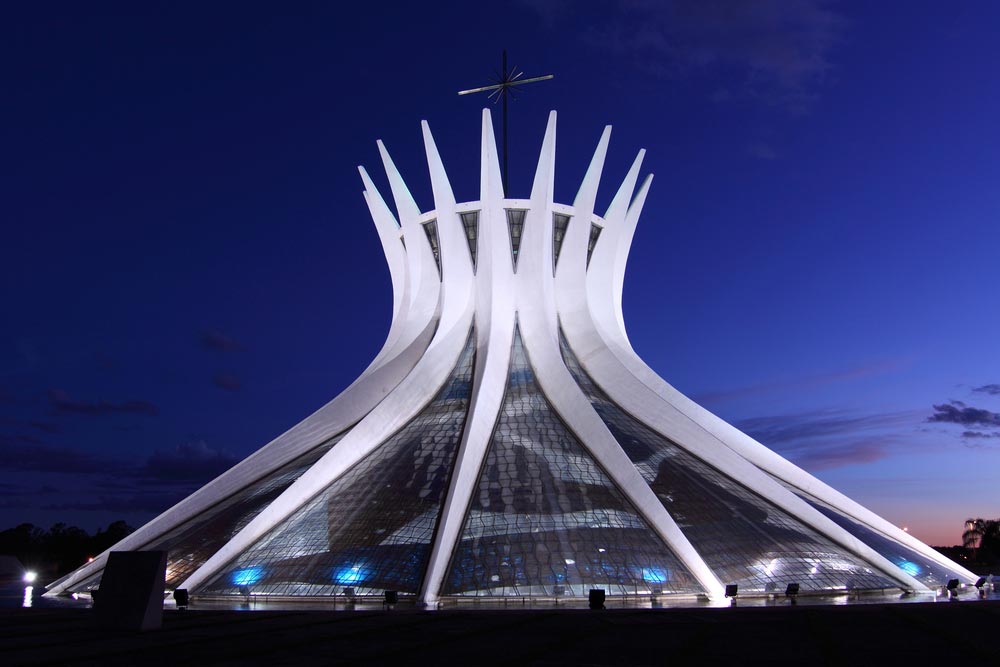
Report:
359,167,408,371
420,109,515,606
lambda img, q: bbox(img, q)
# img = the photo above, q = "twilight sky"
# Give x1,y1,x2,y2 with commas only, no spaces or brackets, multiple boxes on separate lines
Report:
2,1,998,546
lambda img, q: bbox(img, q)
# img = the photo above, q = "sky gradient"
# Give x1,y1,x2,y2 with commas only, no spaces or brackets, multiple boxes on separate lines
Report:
2,1,998,546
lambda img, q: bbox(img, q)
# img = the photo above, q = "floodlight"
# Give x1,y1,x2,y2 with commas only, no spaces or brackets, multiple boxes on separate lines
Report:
23,571,37,584
384,590,398,605
785,583,800,597
725,584,739,598
975,577,987,589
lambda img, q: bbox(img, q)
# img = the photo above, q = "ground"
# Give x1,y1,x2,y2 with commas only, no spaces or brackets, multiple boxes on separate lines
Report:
3,598,999,666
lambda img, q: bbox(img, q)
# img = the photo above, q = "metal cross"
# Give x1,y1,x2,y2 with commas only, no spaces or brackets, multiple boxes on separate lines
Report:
458,51,554,195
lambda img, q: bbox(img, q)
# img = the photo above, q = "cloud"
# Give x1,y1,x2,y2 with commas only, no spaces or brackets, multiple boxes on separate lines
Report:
201,329,243,353
212,372,242,392
47,389,158,417
747,141,777,160
29,420,61,434
0,434,115,474
42,491,190,515
961,430,1000,439
735,409,919,470
528,0,847,111
140,440,238,483
972,384,1000,396
737,409,916,446
927,401,1000,427
695,358,906,406
518,0,573,27
95,352,118,371
777,437,891,471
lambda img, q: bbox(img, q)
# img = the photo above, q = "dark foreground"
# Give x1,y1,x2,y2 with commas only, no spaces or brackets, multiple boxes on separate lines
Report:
3,600,999,666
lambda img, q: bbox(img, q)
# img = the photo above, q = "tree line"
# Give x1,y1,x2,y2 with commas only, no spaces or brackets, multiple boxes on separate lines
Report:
0,522,134,582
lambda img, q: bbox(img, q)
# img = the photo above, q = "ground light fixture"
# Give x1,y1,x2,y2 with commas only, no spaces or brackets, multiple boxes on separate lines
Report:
23,571,37,584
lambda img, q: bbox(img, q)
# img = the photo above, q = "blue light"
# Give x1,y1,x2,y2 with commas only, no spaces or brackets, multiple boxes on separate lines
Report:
333,562,371,585
642,567,669,584
231,566,263,586
898,560,922,577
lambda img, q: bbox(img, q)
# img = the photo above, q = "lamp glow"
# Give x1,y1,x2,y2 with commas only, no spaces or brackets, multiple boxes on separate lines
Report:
231,566,263,586
642,567,668,584
333,563,371,585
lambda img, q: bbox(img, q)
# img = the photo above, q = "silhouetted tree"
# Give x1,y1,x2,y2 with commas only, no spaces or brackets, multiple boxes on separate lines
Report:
963,518,1000,563
0,521,134,581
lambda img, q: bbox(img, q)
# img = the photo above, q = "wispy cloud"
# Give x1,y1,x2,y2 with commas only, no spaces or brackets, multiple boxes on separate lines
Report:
747,141,777,160
927,401,1000,427
972,384,1000,396
47,389,158,417
0,434,116,474
961,430,1000,440
736,409,920,470
42,490,191,515
737,409,917,446
695,358,906,405
29,420,61,434
523,0,847,112
201,329,243,353
212,372,242,392
140,440,238,483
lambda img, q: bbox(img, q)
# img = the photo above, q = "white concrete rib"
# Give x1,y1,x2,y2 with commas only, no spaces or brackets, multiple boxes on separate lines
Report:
517,114,725,599
420,109,514,605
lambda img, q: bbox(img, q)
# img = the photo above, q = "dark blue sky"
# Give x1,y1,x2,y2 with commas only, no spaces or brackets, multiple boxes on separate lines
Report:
2,1,998,545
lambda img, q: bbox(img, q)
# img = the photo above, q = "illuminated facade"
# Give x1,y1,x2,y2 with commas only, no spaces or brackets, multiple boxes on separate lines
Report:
47,111,976,603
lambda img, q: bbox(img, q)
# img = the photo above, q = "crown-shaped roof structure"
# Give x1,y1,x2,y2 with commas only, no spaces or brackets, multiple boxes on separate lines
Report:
46,111,976,604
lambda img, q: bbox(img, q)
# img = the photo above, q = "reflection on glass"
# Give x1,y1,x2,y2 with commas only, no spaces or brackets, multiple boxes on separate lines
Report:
559,330,897,594
443,325,701,598
198,331,476,598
